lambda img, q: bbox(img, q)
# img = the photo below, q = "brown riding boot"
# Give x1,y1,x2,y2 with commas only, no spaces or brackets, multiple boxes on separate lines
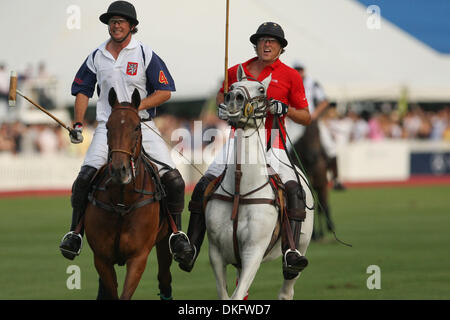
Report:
282,180,309,280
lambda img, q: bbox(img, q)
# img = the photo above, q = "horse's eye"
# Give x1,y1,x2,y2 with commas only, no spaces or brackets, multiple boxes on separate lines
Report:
259,87,265,94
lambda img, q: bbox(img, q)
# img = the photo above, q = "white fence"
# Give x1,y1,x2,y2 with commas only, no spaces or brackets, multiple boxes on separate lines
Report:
1,140,450,192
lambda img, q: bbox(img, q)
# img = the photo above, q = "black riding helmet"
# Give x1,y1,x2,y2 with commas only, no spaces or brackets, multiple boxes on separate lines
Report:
250,22,288,48
99,1,139,26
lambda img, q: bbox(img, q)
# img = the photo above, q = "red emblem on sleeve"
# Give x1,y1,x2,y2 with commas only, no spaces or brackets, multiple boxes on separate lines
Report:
159,70,169,84
126,62,138,76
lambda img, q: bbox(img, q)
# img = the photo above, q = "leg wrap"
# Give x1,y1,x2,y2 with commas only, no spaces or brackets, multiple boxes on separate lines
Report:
161,169,185,228
70,165,97,232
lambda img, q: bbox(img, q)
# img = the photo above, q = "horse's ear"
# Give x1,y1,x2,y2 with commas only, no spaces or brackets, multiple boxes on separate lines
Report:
261,73,272,90
237,64,247,82
131,89,141,110
108,87,118,108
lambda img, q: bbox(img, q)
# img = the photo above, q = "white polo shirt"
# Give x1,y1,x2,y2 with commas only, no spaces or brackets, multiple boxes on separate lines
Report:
72,37,175,123
301,75,326,114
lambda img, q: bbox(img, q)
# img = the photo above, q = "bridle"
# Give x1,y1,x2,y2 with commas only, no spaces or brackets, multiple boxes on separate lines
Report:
225,81,269,130
107,106,142,179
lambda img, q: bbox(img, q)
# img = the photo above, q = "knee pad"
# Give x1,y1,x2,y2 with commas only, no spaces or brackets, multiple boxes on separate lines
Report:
284,180,306,222
71,166,97,208
161,169,186,214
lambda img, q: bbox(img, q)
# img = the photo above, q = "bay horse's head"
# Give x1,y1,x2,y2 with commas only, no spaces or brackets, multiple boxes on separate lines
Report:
224,64,271,129
106,87,142,185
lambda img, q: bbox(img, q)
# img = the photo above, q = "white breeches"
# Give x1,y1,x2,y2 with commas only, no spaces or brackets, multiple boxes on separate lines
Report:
205,137,301,184
318,120,337,158
286,119,337,159
82,120,176,174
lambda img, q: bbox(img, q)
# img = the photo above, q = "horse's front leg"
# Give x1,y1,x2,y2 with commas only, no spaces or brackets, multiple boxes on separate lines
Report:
120,251,149,300
278,276,298,300
94,256,119,300
209,243,230,300
156,232,173,300
230,250,264,300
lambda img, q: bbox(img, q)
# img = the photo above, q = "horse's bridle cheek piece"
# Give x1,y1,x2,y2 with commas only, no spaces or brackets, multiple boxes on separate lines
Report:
107,107,142,180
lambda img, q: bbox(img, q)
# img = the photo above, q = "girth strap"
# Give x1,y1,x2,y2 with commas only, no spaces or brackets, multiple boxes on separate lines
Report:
89,193,159,217
209,193,275,206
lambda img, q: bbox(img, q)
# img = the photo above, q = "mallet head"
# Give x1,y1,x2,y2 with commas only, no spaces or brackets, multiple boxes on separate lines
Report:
8,71,17,107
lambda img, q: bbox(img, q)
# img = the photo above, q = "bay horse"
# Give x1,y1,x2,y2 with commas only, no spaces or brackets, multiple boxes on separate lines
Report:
84,88,172,300
205,65,314,300
289,120,335,240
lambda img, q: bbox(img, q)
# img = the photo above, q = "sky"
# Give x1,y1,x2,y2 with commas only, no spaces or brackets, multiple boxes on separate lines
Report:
2,0,450,106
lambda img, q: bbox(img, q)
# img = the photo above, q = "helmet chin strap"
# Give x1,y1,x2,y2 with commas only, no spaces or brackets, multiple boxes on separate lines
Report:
273,48,283,62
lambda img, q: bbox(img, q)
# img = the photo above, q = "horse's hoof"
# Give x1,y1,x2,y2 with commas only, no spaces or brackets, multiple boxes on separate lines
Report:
59,232,82,260
333,181,346,191
158,292,173,300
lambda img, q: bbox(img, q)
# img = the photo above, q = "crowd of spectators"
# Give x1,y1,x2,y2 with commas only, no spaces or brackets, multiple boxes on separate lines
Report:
1,104,449,157
1,62,449,155
321,105,450,146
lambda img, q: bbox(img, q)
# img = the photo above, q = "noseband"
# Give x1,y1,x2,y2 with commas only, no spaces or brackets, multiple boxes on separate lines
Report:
226,88,268,133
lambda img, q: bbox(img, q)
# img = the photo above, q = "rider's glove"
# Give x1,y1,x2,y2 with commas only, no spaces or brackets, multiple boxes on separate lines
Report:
269,99,289,116
69,122,84,144
218,103,229,120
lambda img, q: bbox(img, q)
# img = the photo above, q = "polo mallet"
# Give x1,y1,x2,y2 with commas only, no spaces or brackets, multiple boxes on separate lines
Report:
8,71,73,133
224,0,230,94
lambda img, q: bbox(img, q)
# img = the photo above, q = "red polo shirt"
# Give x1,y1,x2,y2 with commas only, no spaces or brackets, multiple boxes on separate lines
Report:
220,57,308,149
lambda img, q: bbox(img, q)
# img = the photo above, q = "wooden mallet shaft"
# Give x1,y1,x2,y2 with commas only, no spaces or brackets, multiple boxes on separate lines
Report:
8,71,17,107
224,0,230,94
8,71,72,133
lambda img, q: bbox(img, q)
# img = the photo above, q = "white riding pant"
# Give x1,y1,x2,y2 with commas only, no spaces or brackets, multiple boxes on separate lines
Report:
82,120,176,174
318,120,337,158
205,137,301,184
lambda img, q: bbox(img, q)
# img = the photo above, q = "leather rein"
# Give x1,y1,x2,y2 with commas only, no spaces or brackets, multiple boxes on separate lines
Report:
210,98,279,268
89,106,162,217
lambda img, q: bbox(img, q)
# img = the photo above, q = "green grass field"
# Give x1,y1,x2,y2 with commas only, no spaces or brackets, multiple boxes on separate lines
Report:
0,185,449,300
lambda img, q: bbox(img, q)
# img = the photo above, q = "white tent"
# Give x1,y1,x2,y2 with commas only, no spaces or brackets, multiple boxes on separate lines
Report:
2,0,450,106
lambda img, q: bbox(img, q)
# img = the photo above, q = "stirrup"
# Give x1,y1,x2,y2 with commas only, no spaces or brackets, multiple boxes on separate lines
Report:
283,248,302,266
283,249,308,274
60,231,83,256
168,231,190,255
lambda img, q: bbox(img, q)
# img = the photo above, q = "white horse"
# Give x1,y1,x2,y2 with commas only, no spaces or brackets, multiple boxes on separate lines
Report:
205,65,314,300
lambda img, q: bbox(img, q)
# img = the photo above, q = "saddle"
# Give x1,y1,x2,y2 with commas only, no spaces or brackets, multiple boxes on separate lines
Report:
202,165,287,268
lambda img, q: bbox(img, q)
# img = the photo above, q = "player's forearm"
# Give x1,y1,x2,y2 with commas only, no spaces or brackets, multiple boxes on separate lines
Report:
138,90,171,111
74,93,89,124
311,100,329,120
287,107,311,126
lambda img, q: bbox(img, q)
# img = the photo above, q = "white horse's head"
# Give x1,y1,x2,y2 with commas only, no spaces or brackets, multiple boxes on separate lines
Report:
224,64,271,128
